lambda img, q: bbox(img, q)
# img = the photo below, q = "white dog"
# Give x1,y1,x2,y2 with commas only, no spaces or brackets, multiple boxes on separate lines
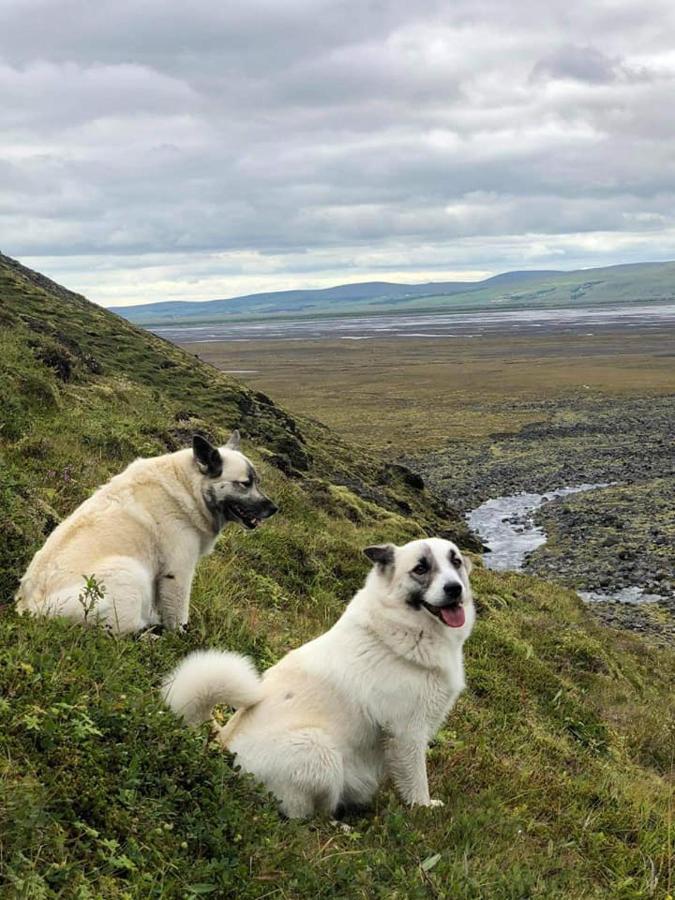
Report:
15,432,277,634
163,537,474,818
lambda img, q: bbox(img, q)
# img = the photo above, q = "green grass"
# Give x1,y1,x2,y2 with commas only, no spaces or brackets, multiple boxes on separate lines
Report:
3,567,673,898
1,253,674,898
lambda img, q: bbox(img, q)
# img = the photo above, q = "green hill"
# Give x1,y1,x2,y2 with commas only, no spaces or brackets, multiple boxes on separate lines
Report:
0,252,673,898
109,260,675,325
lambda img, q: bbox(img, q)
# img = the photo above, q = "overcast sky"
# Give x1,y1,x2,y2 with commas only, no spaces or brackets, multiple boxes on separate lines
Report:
2,0,675,307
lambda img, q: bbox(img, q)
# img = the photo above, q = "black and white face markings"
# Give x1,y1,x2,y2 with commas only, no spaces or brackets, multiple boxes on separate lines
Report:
196,435,278,532
448,546,463,572
407,543,437,605
404,541,467,625
232,461,257,493
364,538,470,628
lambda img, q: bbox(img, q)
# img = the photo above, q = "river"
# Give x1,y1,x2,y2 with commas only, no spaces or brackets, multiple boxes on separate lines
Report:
466,484,665,605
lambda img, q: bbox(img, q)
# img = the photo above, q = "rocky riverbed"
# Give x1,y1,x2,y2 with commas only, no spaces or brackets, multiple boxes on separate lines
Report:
466,483,609,571
410,394,675,645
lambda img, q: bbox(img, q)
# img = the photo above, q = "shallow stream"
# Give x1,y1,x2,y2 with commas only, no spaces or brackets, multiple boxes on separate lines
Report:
466,484,663,605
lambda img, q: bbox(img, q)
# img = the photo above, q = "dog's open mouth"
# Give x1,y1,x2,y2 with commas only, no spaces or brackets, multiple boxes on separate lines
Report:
229,504,262,530
421,599,466,628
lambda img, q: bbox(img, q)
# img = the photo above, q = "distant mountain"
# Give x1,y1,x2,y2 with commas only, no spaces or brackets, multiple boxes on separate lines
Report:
109,261,675,325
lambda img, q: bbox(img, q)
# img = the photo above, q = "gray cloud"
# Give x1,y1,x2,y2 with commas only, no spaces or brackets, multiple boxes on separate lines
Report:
530,45,623,84
1,0,675,304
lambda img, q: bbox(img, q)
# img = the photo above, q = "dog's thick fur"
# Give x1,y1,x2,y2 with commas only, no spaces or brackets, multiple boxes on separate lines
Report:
163,538,474,818
15,432,277,634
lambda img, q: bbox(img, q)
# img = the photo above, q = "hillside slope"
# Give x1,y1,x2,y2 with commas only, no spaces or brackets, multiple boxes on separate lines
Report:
109,260,675,325
0,253,673,898
109,270,562,323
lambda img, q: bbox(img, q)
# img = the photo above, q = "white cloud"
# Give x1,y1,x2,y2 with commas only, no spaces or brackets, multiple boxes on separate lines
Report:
1,0,674,304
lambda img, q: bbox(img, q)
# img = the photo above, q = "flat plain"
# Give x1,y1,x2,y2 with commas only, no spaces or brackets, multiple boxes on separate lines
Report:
181,320,675,643
180,323,675,451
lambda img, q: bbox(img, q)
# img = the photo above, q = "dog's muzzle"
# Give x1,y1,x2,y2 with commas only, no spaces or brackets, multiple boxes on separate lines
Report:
419,583,466,628
206,490,278,532
421,599,466,628
229,499,278,530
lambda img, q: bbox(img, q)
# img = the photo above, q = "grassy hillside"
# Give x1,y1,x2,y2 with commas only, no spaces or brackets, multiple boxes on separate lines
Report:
406,260,675,315
0,253,673,898
109,260,675,325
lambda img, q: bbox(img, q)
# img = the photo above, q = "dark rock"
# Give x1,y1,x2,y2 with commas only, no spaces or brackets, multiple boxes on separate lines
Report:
34,345,73,382
380,463,425,491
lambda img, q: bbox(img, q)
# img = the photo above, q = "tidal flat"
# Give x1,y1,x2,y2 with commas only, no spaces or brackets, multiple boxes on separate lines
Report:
181,322,675,644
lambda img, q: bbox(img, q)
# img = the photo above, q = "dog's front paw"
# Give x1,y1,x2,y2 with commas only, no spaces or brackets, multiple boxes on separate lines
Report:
411,797,444,809
139,630,162,642
139,624,165,641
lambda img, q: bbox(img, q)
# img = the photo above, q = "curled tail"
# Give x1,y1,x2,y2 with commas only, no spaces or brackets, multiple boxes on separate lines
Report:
162,650,263,725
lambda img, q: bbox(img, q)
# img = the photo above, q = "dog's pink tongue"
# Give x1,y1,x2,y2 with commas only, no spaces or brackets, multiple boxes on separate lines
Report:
440,605,466,628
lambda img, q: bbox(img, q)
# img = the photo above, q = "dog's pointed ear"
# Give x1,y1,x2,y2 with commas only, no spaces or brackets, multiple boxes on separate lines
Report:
192,434,223,477
364,544,395,567
225,430,241,451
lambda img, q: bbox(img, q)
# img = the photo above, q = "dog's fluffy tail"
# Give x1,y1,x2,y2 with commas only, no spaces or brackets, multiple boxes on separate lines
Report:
162,650,263,726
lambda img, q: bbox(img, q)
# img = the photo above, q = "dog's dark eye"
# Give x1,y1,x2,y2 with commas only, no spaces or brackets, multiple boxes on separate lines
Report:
450,553,462,569
236,479,252,489
412,560,429,576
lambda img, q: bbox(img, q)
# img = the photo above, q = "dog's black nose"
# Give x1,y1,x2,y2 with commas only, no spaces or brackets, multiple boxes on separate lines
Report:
443,581,463,601
262,502,279,519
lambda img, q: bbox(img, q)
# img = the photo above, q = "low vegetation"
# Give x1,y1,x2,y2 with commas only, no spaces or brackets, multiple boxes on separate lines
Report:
184,331,675,451
1,253,673,898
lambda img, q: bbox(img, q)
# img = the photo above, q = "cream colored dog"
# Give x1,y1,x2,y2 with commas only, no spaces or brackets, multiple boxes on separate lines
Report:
163,537,474,818
15,432,277,634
